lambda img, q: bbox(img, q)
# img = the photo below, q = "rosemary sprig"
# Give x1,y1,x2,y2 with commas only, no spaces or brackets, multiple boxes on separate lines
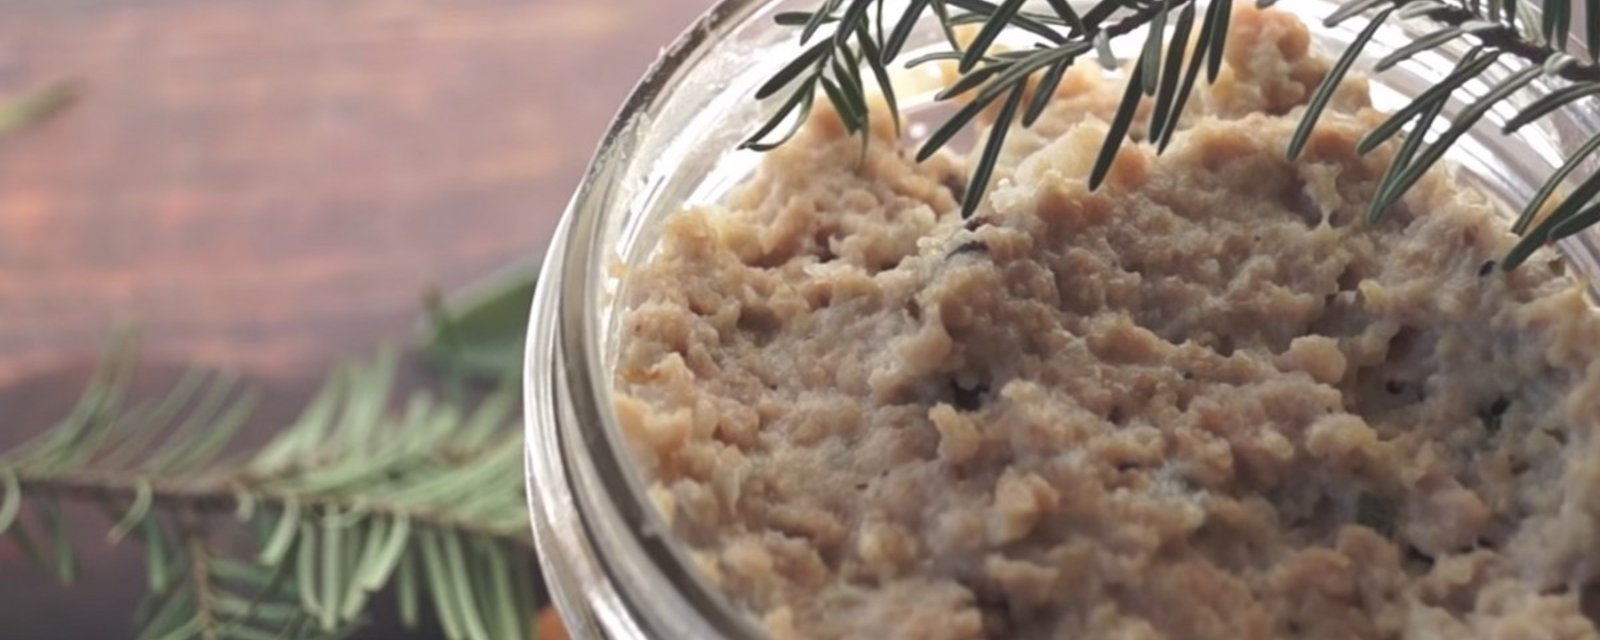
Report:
747,0,1600,271
0,335,539,640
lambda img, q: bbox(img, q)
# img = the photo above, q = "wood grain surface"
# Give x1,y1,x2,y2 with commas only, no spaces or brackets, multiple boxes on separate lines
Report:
0,0,708,636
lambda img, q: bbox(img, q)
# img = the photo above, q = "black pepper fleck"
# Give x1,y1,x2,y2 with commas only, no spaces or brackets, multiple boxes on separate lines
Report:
1479,396,1511,435
1478,260,1497,277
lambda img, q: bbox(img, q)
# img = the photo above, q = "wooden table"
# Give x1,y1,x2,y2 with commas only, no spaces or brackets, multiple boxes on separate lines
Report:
0,0,707,636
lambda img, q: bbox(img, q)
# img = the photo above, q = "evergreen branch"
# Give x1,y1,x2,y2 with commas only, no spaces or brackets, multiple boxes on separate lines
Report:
747,0,1600,269
0,337,540,640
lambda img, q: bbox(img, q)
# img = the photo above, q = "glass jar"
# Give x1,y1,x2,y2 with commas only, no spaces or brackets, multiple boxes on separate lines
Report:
523,1,1600,638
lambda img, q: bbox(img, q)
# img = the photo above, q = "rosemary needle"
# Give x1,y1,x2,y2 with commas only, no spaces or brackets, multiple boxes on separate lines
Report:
0,80,78,136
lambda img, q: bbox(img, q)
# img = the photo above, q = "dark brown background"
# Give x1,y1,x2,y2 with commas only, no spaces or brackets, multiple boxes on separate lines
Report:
0,0,706,637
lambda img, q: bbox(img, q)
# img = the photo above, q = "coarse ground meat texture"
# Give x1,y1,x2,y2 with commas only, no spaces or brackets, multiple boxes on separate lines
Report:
611,7,1600,640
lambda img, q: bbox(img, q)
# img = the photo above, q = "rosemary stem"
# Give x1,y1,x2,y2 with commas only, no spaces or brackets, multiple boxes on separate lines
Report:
7,469,533,549
1416,3,1600,83
187,536,222,640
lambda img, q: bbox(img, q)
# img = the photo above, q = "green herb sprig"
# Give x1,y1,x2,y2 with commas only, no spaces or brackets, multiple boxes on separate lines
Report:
0,334,539,640
747,0,1600,271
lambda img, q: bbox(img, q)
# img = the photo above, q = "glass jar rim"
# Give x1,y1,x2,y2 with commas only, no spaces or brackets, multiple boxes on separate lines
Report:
527,0,776,637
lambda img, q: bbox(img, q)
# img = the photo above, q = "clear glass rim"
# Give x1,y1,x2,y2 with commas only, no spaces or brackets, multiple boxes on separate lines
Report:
530,0,773,637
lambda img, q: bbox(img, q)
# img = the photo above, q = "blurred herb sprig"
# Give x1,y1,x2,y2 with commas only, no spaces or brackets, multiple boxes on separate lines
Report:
1,320,541,640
